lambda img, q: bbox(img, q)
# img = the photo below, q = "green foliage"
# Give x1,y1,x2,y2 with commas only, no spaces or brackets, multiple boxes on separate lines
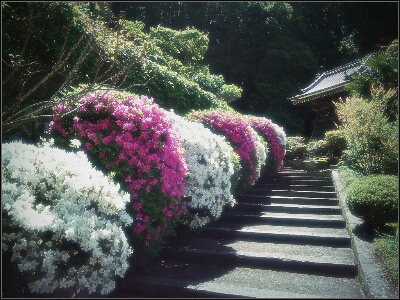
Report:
337,165,362,188
236,29,318,136
346,175,398,228
228,149,242,197
284,136,308,159
306,139,328,158
373,232,399,293
134,64,220,114
2,2,140,141
120,19,146,38
335,86,398,175
346,39,398,96
183,67,242,103
219,84,243,103
346,39,398,121
324,130,347,158
112,2,398,138
2,2,85,140
338,31,359,58
149,25,208,62
191,71,225,93
118,21,241,113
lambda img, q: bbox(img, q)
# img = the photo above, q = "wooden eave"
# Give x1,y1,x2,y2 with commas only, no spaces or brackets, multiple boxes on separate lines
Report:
291,85,347,105
289,58,367,106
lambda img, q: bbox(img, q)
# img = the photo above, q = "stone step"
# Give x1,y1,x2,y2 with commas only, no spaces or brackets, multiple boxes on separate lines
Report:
258,174,334,181
246,189,338,199
252,183,336,192
197,223,351,247
219,211,346,228
229,202,342,215
259,179,334,187
117,259,363,298
162,237,358,277
104,168,366,298
262,171,333,178
237,195,340,206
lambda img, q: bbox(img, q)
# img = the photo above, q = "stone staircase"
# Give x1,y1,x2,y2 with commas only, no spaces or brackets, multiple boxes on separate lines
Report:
110,167,365,298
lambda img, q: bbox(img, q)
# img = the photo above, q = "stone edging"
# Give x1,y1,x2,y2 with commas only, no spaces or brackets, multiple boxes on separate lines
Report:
331,170,393,298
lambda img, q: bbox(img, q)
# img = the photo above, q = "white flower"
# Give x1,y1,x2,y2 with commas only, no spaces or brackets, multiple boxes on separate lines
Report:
88,284,97,294
249,127,267,178
61,252,70,262
64,227,75,240
69,138,81,148
164,111,235,227
2,141,133,295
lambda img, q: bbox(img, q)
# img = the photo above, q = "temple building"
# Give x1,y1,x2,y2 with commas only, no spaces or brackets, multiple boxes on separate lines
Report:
289,59,367,139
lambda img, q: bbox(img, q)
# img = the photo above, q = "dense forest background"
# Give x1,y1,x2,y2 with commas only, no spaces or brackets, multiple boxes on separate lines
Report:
111,2,398,136
2,2,398,140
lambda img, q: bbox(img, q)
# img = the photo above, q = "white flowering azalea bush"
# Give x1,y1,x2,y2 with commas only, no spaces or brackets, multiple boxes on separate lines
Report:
272,122,287,148
164,110,236,229
2,141,133,297
249,126,268,179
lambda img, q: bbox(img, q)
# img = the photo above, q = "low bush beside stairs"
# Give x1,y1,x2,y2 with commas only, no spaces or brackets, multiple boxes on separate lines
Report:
110,167,365,298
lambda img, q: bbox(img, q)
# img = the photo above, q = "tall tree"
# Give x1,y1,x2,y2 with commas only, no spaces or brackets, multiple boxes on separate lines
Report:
110,2,398,136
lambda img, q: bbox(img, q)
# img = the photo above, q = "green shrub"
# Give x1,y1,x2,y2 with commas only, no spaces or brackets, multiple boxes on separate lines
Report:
335,87,398,175
218,84,243,103
346,39,398,121
229,149,242,196
285,136,308,159
306,139,328,157
346,175,398,228
119,21,242,114
373,229,399,291
337,165,362,188
324,129,347,158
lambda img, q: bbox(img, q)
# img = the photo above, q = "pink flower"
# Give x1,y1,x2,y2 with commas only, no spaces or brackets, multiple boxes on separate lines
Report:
132,202,142,211
146,232,152,240
162,207,172,217
188,109,259,190
119,152,126,160
134,223,145,234
50,90,188,248
248,116,286,172
103,136,111,145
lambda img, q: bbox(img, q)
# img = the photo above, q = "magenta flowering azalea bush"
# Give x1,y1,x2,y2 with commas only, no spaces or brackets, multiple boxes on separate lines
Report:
49,89,188,258
247,116,286,173
187,109,259,195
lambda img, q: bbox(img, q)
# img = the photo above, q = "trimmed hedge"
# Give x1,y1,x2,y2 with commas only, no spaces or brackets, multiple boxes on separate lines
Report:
337,166,362,188
346,174,398,228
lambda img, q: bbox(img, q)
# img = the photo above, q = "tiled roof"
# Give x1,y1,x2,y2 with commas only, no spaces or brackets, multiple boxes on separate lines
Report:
290,59,367,104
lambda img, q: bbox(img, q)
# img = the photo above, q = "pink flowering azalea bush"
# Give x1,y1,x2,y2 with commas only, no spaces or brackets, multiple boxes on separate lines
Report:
247,116,286,173
187,109,260,195
49,89,187,258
